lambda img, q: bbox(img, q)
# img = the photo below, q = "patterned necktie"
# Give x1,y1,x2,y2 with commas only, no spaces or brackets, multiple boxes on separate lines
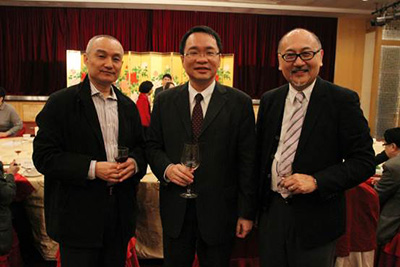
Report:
192,93,204,142
277,91,306,178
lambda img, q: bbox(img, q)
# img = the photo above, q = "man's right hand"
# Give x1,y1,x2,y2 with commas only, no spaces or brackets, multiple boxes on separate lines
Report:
95,161,121,183
165,164,194,187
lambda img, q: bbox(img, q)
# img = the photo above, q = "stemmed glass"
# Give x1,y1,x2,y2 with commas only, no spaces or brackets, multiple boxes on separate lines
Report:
13,140,22,165
180,143,200,199
276,164,291,196
114,146,129,163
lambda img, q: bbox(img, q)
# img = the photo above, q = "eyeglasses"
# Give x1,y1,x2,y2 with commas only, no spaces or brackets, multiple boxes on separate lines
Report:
184,51,220,59
278,49,322,62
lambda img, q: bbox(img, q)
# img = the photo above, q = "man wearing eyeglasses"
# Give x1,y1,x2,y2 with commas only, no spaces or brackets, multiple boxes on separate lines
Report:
147,25,256,267
375,127,400,247
256,28,375,266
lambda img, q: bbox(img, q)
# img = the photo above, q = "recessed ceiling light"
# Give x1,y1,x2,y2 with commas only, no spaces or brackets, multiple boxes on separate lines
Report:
362,0,368,2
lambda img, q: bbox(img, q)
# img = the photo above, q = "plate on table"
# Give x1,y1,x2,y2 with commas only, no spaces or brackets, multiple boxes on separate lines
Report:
22,168,42,178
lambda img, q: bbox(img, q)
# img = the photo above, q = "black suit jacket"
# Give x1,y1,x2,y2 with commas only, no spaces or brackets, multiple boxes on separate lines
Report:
154,86,165,98
146,82,257,245
33,77,146,247
256,77,375,248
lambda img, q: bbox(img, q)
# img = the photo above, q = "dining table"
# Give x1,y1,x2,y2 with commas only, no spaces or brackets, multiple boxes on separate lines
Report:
0,136,164,261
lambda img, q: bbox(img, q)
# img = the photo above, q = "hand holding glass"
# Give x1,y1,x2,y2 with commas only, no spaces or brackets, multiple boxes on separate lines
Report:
115,146,129,163
180,143,200,199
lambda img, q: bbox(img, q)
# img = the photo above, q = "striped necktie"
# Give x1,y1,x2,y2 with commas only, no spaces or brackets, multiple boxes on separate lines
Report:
277,91,306,179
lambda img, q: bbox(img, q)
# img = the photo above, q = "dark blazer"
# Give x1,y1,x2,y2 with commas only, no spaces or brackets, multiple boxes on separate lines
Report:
256,77,375,248
33,77,146,247
375,154,400,245
146,82,257,246
154,86,165,98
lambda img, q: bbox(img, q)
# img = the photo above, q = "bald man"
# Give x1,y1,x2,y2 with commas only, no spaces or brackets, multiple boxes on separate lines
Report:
33,35,146,267
255,28,375,266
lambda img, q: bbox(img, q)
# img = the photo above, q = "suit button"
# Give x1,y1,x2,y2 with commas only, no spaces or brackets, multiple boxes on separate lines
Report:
275,135,280,141
270,154,274,159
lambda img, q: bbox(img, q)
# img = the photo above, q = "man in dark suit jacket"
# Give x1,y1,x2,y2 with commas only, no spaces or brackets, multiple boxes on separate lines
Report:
256,28,375,267
375,127,400,246
33,35,146,267
154,73,172,98
147,26,257,267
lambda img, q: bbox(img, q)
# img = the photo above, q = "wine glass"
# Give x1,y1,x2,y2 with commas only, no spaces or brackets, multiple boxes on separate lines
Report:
115,146,129,163
13,140,22,165
180,143,200,199
276,164,291,196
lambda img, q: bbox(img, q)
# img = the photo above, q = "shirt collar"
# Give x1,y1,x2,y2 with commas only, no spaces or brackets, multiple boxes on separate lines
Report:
90,82,118,101
188,80,215,103
288,79,316,104
0,102,4,110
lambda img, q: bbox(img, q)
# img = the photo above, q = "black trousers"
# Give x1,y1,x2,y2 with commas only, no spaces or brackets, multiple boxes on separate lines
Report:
258,193,336,267
60,190,128,267
163,200,233,267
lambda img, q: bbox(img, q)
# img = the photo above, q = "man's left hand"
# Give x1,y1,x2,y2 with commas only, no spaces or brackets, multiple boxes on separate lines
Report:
280,173,317,194
236,217,253,238
116,157,137,182
0,132,9,138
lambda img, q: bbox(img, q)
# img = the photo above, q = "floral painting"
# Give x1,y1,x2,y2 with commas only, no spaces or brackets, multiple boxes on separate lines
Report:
67,51,234,102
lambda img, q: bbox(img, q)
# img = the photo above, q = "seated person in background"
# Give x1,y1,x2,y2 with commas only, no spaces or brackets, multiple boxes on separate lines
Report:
374,127,400,246
164,81,175,90
0,87,22,138
137,80,153,136
0,160,18,256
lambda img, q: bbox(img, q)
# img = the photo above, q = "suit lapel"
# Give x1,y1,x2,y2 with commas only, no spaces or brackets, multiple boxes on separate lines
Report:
77,78,105,149
174,84,192,138
296,77,326,158
115,86,129,146
268,85,288,140
201,83,227,136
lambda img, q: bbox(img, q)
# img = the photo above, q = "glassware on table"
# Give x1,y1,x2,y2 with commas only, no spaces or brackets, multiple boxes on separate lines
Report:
13,140,22,165
115,146,129,163
180,143,200,199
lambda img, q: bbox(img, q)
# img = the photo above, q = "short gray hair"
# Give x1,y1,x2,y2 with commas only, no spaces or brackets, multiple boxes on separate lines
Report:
85,35,124,54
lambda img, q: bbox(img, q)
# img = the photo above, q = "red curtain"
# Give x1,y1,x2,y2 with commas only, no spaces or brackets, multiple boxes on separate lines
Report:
0,6,337,98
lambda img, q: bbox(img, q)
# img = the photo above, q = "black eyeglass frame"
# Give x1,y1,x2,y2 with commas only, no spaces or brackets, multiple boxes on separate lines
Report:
278,48,322,62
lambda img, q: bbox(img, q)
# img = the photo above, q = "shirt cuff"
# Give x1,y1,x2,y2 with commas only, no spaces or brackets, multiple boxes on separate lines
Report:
130,157,139,174
163,164,173,183
88,160,96,180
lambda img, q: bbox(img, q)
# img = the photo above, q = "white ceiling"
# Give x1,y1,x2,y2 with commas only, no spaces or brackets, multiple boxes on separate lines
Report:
0,0,395,17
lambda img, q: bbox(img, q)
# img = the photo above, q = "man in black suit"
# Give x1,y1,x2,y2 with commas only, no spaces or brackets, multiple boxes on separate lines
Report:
33,35,146,267
256,28,375,267
147,25,257,267
154,73,172,98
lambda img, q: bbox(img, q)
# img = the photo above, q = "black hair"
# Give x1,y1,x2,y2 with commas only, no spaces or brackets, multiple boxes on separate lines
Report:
179,25,222,55
384,127,400,148
0,87,5,98
139,81,153,94
162,73,172,80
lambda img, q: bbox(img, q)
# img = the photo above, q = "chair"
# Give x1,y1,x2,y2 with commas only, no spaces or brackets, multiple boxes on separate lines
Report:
377,233,400,267
0,228,23,267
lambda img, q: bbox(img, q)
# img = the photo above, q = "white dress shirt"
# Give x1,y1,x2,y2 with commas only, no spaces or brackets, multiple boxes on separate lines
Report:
270,80,315,191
